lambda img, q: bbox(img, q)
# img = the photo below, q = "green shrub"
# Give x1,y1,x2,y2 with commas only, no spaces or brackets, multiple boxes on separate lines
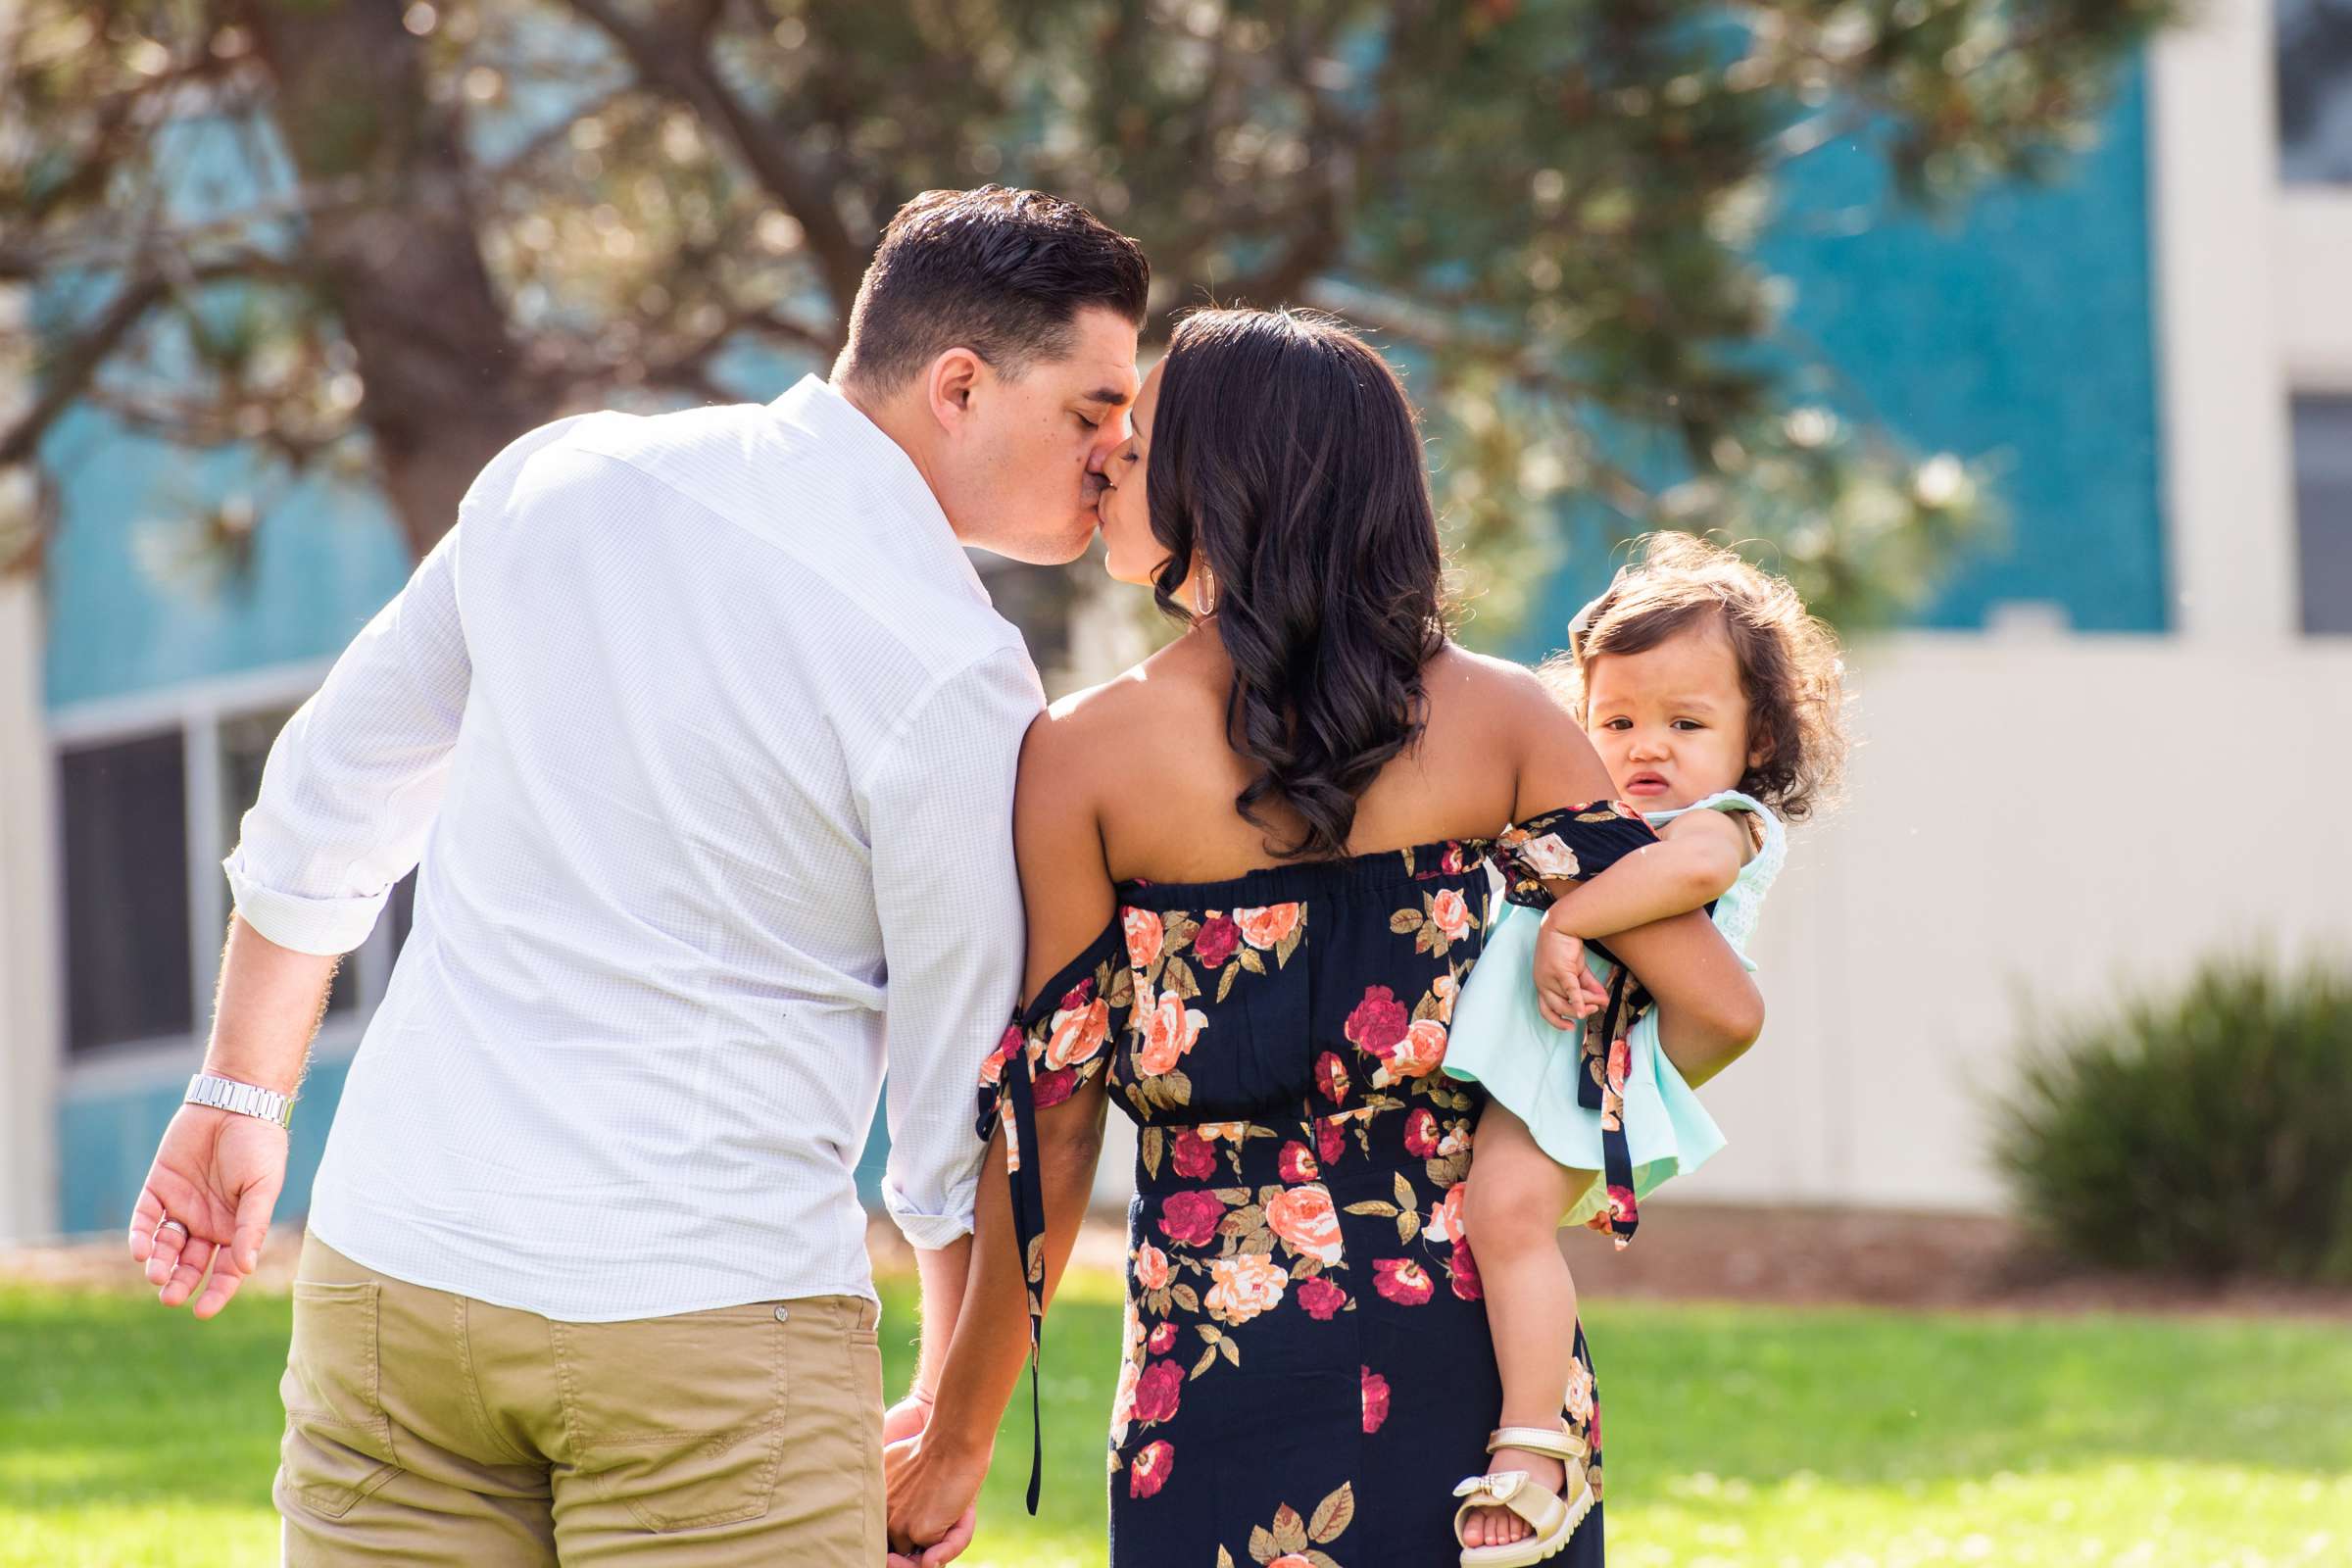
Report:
1993,956,2352,1282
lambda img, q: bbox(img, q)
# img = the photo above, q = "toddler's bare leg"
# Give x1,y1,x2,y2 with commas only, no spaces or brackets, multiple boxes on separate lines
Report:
1458,1101,1595,1548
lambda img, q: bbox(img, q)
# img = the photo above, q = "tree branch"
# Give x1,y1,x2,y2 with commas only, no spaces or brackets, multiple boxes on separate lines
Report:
564,0,867,319
0,274,168,466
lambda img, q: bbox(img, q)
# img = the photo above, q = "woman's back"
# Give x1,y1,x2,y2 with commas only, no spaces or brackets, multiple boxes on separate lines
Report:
1052,632,1560,889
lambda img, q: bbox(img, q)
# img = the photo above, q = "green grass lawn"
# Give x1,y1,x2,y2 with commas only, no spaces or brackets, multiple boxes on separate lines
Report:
5,1270,2349,1567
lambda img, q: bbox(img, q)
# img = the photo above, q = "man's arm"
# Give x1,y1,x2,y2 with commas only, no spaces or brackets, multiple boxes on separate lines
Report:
129,917,334,1316
864,648,1047,1407
885,699,1120,1563
129,522,473,1315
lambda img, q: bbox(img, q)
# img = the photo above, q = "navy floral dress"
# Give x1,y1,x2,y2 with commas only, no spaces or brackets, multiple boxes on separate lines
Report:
975,806,1659,1567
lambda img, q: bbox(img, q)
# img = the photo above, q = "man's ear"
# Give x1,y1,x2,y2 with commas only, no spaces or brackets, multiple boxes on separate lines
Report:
923,348,988,434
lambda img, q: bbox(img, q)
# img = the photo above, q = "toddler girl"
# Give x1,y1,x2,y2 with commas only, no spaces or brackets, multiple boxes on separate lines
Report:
1444,533,1848,1564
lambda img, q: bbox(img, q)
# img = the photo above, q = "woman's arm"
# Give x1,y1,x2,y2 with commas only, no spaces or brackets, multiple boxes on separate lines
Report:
885,703,1122,1560
1506,670,1765,1086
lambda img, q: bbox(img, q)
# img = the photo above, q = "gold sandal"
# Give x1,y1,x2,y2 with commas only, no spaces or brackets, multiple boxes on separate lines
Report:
1450,1424,1595,1567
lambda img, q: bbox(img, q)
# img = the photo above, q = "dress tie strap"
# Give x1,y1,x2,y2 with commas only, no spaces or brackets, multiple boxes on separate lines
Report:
1578,962,1642,1247
1002,1036,1049,1517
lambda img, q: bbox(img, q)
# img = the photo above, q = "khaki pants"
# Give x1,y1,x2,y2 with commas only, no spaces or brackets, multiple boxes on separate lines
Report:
275,1235,884,1566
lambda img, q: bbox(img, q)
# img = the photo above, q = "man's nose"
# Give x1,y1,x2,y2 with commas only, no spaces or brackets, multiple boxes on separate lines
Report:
1090,414,1131,472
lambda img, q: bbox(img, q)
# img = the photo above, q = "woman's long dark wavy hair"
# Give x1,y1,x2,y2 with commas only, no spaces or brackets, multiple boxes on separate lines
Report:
1148,309,1448,859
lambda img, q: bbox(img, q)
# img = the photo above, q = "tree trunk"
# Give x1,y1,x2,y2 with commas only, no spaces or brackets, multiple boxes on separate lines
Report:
238,0,553,557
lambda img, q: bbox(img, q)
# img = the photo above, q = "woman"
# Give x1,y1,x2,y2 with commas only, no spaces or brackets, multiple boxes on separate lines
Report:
887,309,1761,1568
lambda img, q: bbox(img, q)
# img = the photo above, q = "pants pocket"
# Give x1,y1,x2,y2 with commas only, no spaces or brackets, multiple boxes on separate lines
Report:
555,1303,789,1533
279,1280,398,1520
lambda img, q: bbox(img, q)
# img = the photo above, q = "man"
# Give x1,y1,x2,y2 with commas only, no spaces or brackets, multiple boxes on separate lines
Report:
126,185,1147,1565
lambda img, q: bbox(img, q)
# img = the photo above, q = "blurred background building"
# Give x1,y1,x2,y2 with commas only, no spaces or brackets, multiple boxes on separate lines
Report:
1,0,2347,1244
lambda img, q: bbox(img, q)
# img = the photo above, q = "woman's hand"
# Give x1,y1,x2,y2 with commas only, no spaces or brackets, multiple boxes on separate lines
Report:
1533,907,1609,1031
884,1420,989,1566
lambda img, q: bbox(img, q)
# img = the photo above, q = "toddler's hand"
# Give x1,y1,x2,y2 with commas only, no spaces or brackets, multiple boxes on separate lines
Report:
1533,910,1609,1032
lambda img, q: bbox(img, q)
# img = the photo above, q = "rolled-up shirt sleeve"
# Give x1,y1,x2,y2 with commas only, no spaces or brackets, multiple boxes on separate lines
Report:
864,643,1044,1250
222,522,470,956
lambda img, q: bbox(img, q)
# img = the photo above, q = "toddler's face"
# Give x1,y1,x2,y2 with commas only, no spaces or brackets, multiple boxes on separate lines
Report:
1582,619,1757,812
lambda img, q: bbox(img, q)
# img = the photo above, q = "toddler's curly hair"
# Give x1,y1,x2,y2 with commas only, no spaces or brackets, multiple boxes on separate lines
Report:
1542,533,1848,822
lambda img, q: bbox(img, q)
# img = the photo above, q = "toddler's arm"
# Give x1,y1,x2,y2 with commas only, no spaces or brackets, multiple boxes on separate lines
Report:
1546,808,1750,940
1530,811,1753,1026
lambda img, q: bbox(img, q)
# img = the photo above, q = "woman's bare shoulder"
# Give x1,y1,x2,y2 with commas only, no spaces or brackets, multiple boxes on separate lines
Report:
1422,642,1559,733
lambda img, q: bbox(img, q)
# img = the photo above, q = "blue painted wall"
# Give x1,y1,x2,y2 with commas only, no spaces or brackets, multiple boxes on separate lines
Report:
40,405,416,710
1523,60,2167,654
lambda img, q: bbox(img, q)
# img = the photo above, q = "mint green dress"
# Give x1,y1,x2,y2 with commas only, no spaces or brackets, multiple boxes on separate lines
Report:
1445,790,1784,1235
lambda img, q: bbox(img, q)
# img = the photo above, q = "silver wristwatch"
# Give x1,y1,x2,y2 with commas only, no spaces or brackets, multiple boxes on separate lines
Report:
185,1072,296,1130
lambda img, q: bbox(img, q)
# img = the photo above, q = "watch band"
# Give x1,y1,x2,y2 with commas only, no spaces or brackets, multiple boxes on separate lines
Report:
185,1072,296,1131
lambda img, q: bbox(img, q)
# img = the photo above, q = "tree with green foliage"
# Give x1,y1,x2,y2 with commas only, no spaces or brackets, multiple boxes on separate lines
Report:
3,0,2168,632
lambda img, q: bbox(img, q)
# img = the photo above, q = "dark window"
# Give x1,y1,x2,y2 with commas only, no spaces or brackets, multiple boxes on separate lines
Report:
61,731,193,1052
2279,0,2352,182
2294,395,2352,633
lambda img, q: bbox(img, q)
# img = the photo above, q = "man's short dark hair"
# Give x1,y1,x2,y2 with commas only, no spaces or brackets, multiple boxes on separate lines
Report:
834,186,1151,393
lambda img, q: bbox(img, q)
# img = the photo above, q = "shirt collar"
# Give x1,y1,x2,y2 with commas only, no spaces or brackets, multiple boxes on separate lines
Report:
771,374,991,605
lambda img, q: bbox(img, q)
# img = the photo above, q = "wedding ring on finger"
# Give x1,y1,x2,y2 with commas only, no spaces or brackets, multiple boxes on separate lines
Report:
156,1218,189,1243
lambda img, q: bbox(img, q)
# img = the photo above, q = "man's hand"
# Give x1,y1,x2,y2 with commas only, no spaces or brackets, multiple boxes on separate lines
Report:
126,1104,288,1319
884,1424,987,1567
1533,908,1610,1032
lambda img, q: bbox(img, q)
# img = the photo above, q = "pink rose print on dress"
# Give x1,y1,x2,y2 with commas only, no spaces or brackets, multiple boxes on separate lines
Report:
1264,1184,1343,1265
1607,1034,1632,1095
1313,1051,1350,1105
1277,1140,1320,1184
1134,1243,1170,1292
1123,908,1164,970
1403,1107,1440,1158
1426,1182,1467,1246
1384,1017,1448,1079
1133,1359,1183,1425
1234,903,1301,950
1449,1238,1483,1300
1045,994,1111,1071
1157,1190,1226,1248
1297,1276,1348,1320
1170,1128,1216,1180
1316,1117,1346,1166
1372,1257,1435,1305
1129,1440,1174,1498
1429,887,1472,943
1204,1251,1289,1325
1149,1320,1177,1355
1193,914,1241,968
978,1022,1021,1087
1516,832,1582,879
1432,971,1459,1024
1032,1065,1075,1108
1565,1355,1595,1425
1361,1366,1391,1434
1138,988,1207,1076
1345,987,1410,1056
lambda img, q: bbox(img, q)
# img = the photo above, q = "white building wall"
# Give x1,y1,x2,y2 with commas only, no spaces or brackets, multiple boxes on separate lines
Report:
0,579,61,1246
1671,633,2352,1214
